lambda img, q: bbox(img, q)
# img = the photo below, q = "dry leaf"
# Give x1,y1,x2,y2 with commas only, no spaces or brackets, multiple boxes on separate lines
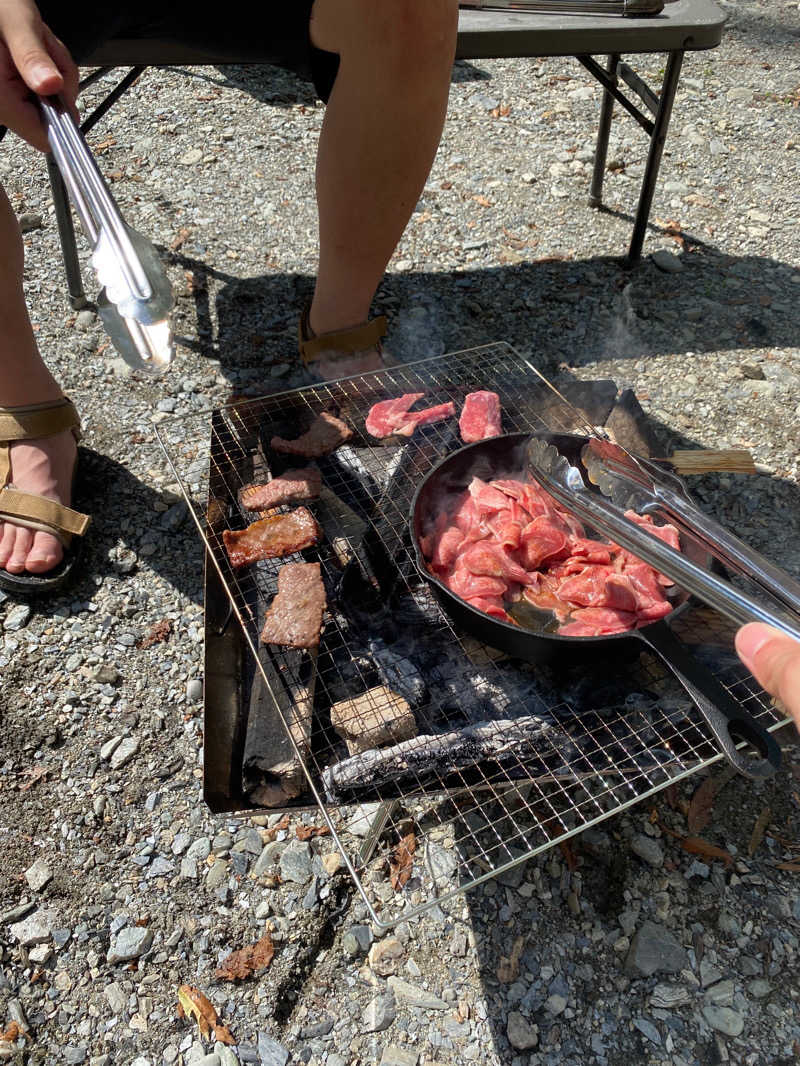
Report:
0,1022,20,1042
138,619,173,649
389,831,416,891
214,1024,236,1045
775,861,800,872
559,841,577,872
215,933,275,981
262,814,290,843
170,226,191,251
747,806,771,857
19,765,49,792
296,824,330,841
681,836,734,868
687,776,717,835
471,194,493,208
497,935,525,983
177,985,218,1040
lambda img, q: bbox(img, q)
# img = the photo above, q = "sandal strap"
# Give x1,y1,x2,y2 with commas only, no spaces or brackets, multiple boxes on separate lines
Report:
0,486,90,545
0,398,80,486
298,306,387,367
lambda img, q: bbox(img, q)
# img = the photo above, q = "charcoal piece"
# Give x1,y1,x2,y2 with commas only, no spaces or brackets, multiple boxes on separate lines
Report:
330,685,418,755
322,714,575,800
558,380,619,430
367,639,428,709
242,648,317,806
604,388,659,459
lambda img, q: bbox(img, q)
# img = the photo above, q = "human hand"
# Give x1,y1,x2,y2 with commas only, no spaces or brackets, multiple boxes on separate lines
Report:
736,623,800,725
0,0,78,151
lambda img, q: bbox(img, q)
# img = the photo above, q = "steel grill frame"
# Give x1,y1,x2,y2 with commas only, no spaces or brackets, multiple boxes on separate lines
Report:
156,343,789,927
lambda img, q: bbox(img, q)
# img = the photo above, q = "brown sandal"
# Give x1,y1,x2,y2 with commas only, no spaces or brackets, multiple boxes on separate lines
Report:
298,304,389,380
0,397,91,596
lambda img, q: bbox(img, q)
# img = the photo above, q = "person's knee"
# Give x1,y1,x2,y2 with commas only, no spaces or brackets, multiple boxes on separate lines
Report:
312,0,458,70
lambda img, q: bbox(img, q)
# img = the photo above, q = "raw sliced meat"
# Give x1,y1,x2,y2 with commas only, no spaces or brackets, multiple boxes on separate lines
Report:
365,393,425,438
624,510,681,551
519,516,570,570
271,411,352,458
446,566,507,600
223,507,321,569
459,391,502,443
459,542,535,586
260,562,326,649
239,467,322,511
468,477,513,516
365,395,456,439
466,596,511,621
557,566,637,613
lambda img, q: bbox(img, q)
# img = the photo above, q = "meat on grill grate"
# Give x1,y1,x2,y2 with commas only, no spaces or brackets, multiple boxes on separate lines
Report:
238,467,322,511
260,561,326,649
223,507,321,568
270,411,352,458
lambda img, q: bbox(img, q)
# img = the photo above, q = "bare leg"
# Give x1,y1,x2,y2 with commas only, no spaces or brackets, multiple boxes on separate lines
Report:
0,184,76,575
308,0,457,376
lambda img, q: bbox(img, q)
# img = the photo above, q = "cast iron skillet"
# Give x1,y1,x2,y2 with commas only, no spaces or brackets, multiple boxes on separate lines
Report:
410,432,780,781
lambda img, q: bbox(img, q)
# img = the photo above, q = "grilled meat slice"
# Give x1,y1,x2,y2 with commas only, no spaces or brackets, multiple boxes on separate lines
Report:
223,507,321,568
270,411,352,458
260,561,326,649
239,467,322,511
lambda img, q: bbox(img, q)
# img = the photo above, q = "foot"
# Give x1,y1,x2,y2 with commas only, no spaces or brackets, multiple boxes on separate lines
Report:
0,429,78,574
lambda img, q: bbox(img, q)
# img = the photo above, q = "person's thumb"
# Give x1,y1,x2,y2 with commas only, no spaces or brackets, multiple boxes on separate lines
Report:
5,17,64,95
735,623,800,714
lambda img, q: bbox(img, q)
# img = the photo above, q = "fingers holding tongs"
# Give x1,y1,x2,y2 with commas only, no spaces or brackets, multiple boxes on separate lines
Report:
37,94,174,373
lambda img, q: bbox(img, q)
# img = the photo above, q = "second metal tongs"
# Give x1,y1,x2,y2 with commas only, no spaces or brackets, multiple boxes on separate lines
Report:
526,435,800,643
38,94,174,373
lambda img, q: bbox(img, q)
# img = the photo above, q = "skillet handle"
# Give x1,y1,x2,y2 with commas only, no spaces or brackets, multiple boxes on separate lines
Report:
634,621,781,780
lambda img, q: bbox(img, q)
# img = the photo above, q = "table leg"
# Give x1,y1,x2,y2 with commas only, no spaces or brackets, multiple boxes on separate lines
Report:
589,53,620,209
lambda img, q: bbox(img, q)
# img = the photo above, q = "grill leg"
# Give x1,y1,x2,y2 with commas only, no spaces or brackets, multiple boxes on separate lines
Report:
589,53,619,209
46,153,91,311
625,49,684,266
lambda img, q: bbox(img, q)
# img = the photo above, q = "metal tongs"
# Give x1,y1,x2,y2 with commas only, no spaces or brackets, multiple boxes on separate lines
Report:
526,436,800,643
38,95,174,373
459,0,665,16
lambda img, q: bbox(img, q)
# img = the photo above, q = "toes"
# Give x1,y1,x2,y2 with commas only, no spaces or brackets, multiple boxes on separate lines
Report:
0,521,16,569
5,526,34,574
26,530,64,573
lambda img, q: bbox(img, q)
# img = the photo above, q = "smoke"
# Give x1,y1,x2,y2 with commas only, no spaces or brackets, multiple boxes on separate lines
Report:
389,297,447,365
601,281,642,362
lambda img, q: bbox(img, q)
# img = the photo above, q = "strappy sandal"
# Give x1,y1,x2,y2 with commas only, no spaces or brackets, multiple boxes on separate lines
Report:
0,397,91,596
298,304,391,381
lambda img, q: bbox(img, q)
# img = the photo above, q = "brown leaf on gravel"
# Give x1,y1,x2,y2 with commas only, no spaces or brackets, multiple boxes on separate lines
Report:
559,841,577,872
176,985,219,1041
687,776,718,835
681,836,734,868
215,933,275,981
0,1022,21,1042
389,831,416,891
261,814,290,843
497,935,525,983
138,619,173,649
19,765,49,792
170,226,192,251
776,861,800,872
747,806,771,857
471,194,493,208
214,1024,236,1045
296,824,330,841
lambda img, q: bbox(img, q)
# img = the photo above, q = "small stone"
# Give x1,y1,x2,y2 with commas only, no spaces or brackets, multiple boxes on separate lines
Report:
545,994,567,1015
63,1048,88,1065
157,398,177,413
107,925,153,964
9,908,57,946
426,842,458,884
186,678,203,702
633,1018,661,1045
18,211,43,232
749,978,771,998
506,1012,538,1051
28,943,52,965
4,604,32,631
342,924,373,957
652,249,683,274
702,1005,744,1037
299,1016,334,1039
75,309,97,331
91,664,121,686
279,841,312,885
180,149,203,166
650,983,690,1009
100,736,122,761
206,859,229,890
256,1033,289,1066
386,976,448,1010
368,938,404,977
346,804,384,837
705,979,735,1006
192,1056,220,1066
104,981,127,1015
685,859,710,879
24,859,53,892
362,993,397,1033
630,834,664,868
380,1048,418,1066
109,736,140,769
700,959,723,988
321,851,342,876
216,1049,240,1066
626,922,688,977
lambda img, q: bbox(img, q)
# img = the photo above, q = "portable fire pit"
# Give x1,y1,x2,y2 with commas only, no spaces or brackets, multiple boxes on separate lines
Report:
156,343,789,926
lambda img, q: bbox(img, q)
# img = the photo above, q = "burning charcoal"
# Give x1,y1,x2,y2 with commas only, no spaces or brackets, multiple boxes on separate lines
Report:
242,648,317,805
322,714,576,801
367,639,428,709
330,685,418,755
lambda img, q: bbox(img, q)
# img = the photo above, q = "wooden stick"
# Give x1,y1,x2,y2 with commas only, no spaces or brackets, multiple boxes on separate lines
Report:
661,450,757,476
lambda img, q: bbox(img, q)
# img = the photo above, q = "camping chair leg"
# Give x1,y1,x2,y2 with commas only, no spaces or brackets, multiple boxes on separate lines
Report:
589,53,619,209
46,153,91,310
625,49,684,265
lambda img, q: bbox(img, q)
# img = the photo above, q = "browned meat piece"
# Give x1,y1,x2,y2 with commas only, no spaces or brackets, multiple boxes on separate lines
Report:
260,562,326,649
239,467,322,511
223,507,321,569
270,411,352,458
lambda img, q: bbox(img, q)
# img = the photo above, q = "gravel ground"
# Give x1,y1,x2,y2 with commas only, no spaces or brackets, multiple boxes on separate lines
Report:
2,0,800,1063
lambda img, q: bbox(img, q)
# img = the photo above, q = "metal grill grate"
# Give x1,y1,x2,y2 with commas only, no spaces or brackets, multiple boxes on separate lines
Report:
156,343,789,926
